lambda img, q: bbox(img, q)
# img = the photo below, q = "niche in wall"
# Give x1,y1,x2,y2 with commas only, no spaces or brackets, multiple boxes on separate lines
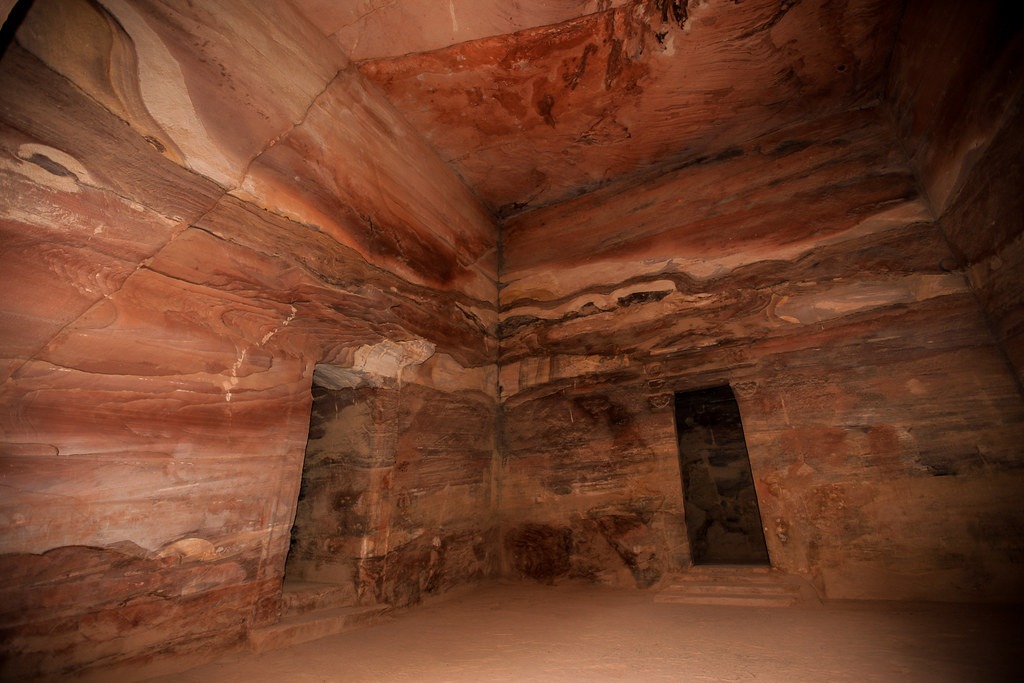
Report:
285,380,398,605
673,385,769,566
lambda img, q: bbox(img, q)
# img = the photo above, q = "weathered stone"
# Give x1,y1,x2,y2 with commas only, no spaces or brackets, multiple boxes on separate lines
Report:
505,524,573,583
0,1,497,677
499,106,1024,600
360,0,904,214
291,0,633,62
0,0,1022,679
887,0,1024,384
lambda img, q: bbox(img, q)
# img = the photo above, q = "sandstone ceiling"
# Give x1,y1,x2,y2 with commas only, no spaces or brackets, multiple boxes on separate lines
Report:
287,0,905,217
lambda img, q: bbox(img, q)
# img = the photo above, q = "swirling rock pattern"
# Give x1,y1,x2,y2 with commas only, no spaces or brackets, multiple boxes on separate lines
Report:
499,106,1024,601
1,0,496,678
0,0,1022,679
359,0,904,215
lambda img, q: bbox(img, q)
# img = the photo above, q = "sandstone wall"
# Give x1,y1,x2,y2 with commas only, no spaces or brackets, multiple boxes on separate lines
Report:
0,1,497,677
888,0,1024,384
498,107,1024,600
286,380,497,608
360,0,904,216
2,0,1023,678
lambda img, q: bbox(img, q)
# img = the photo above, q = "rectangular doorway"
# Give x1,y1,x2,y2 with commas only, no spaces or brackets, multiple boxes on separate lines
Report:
673,385,769,565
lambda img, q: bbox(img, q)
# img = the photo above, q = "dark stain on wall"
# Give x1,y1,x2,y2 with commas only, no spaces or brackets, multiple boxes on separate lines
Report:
505,524,573,583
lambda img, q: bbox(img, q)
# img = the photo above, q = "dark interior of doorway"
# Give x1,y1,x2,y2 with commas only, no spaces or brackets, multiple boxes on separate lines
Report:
283,384,365,605
674,385,770,566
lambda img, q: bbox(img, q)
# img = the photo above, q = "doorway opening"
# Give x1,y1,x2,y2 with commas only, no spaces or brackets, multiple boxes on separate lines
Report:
283,382,372,606
673,385,769,566
283,366,401,614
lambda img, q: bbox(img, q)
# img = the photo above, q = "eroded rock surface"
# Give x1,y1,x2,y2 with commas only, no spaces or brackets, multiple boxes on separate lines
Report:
0,0,1022,680
888,0,1024,385
0,1,497,678
498,106,1024,601
359,0,904,214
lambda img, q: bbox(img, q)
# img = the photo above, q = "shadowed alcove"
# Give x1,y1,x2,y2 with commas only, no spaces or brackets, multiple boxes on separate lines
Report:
1,0,1022,680
674,386,770,566
285,384,382,604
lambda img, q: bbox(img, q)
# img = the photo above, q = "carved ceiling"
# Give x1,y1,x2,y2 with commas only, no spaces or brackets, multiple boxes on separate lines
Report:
288,0,905,217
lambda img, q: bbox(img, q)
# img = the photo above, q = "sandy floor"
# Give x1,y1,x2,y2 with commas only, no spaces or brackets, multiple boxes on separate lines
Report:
146,581,1022,682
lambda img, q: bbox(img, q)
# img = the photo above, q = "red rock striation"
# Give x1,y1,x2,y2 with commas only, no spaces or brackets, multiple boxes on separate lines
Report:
359,0,904,215
1,0,496,678
0,0,1022,679
887,0,1024,385
498,106,1024,600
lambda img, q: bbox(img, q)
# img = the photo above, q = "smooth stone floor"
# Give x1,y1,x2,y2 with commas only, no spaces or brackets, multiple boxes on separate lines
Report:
141,581,1023,682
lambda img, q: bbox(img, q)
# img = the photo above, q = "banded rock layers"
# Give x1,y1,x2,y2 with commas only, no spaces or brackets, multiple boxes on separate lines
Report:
1,0,1023,680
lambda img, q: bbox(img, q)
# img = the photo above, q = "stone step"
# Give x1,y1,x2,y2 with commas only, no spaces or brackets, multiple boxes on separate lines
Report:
684,564,774,575
656,592,798,608
249,604,390,653
280,581,355,617
669,572,787,583
655,568,820,608
661,581,795,595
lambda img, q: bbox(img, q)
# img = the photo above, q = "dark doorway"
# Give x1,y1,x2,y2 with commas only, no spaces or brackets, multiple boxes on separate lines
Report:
673,385,769,565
